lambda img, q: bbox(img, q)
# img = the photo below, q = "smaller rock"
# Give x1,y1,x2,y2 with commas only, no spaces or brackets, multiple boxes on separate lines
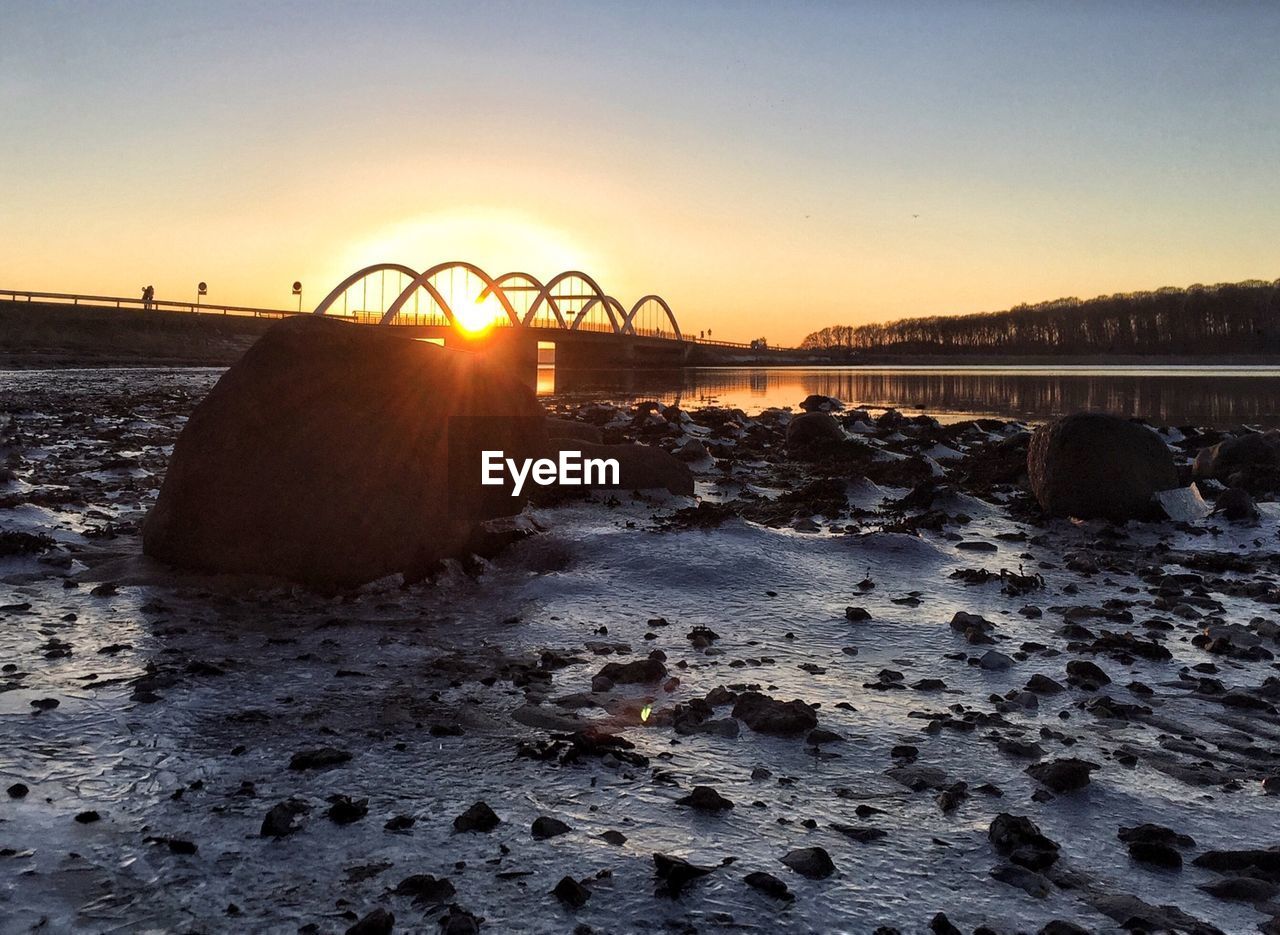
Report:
1026,758,1098,794
532,816,572,839
1127,841,1183,869
979,650,1015,671
744,871,794,900
653,852,713,897
1065,660,1111,690
288,747,352,771
453,801,500,833
261,799,309,837
552,875,590,908
327,795,369,825
676,786,734,812
780,846,834,879
345,908,394,935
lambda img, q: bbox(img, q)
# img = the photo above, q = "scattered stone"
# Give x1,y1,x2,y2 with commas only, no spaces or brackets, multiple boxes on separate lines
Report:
744,871,794,900
261,799,310,837
1065,660,1111,690
531,816,572,839
1128,841,1183,869
552,875,590,908
780,846,834,879
392,874,455,905
676,786,734,812
452,802,500,833
345,907,394,935
288,747,352,771
731,692,818,736
653,853,713,897
327,795,368,825
1025,758,1098,793
988,813,1060,870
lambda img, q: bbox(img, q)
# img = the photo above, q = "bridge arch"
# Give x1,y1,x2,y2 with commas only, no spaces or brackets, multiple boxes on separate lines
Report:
571,296,630,333
380,261,521,327
526,271,620,333
623,295,682,340
312,263,420,318
478,272,568,329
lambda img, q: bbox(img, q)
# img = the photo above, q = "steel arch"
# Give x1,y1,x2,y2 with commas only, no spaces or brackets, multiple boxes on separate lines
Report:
525,270,620,334
623,295,682,340
380,261,522,327
312,263,420,317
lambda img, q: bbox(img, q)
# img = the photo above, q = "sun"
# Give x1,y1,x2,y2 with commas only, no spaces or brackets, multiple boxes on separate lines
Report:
445,275,505,334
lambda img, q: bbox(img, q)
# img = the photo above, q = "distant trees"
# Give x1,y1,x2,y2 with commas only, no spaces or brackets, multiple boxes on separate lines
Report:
800,280,1280,356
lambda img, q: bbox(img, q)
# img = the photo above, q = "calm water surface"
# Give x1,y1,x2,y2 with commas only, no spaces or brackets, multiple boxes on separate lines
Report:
546,364,1280,427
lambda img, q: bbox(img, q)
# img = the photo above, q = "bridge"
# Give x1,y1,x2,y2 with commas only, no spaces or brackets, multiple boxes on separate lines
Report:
308,261,776,370
2,262,802,371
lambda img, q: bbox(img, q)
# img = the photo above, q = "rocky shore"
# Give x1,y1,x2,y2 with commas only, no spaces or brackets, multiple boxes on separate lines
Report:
2,369,1279,933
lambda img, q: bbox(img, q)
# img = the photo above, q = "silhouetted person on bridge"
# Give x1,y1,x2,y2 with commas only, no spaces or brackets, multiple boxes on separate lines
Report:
141,285,155,311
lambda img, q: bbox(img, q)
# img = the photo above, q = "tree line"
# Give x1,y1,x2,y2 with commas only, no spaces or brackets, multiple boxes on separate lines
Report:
800,280,1280,356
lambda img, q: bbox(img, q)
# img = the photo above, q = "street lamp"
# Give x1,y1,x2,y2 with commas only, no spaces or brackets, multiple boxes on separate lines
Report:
292,281,303,313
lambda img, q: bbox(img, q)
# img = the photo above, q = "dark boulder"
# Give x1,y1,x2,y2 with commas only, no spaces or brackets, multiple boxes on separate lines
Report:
743,870,794,900
552,875,590,908
653,852,714,897
452,801,500,833
731,692,818,736
345,908,394,935
1027,413,1177,521
1211,487,1260,522
780,846,835,879
1194,431,1280,490
988,813,1060,870
798,394,844,412
786,412,844,454
143,317,548,587
1025,757,1098,793
531,816,571,839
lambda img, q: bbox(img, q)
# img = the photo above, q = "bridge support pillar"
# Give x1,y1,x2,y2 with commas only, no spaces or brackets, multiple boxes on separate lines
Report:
553,336,636,370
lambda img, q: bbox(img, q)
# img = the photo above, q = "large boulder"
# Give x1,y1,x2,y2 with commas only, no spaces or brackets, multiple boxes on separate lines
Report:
1027,413,1176,521
1193,431,1280,491
143,317,547,587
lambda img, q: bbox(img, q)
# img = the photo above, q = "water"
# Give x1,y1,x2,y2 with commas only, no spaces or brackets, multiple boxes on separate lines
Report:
2,367,1278,933
547,365,1280,427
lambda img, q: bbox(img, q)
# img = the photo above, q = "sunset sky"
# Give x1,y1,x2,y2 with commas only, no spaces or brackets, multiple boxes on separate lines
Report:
3,1,1278,344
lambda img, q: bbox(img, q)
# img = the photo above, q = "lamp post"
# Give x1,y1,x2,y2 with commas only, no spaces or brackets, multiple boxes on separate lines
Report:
292,281,303,313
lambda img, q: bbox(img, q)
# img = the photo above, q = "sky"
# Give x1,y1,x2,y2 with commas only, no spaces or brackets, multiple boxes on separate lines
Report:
2,0,1278,344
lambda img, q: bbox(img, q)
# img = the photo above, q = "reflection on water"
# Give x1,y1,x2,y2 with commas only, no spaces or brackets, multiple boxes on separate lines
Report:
548,365,1280,427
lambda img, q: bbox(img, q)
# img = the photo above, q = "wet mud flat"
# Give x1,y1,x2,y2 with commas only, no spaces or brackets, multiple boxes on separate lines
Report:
2,369,1279,934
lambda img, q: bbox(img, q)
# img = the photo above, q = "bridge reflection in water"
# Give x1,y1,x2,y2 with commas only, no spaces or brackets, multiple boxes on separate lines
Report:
547,366,1280,428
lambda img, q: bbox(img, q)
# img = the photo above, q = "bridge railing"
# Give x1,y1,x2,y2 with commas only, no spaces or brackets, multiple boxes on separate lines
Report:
1,287,792,349
0,288,299,319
